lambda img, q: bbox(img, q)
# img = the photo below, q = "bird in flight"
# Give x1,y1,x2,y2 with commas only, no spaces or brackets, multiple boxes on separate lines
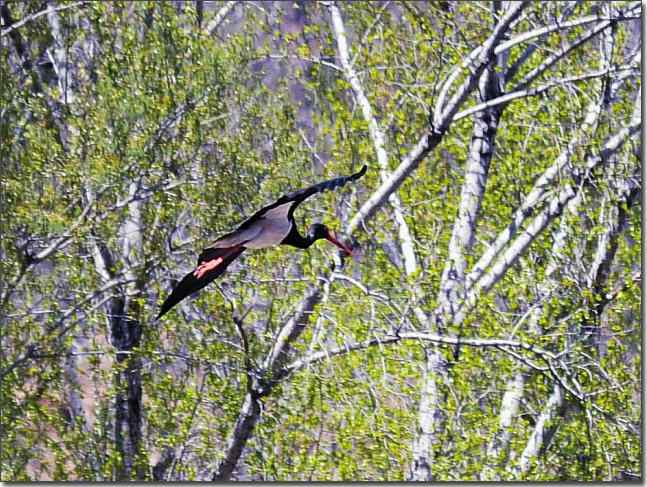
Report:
156,165,367,319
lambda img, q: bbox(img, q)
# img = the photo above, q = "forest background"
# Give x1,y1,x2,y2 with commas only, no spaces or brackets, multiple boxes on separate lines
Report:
0,0,642,481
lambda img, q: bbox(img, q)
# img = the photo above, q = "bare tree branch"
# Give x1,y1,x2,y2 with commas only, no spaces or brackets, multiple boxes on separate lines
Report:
509,384,565,475
484,372,526,478
211,391,261,481
0,199,95,310
265,53,342,72
439,33,505,322
493,3,640,57
452,67,638,123
464,80,634,290
284,331,556,377
346,127,441,235
458,107,640,323
0,1,88,38
503,0,580,84
347,1,527,235
434,1,528,123
447,90,640,367
435,3,638,124
205,1,237,35
213,287,322,481
508,18,614,89
434,1,529,128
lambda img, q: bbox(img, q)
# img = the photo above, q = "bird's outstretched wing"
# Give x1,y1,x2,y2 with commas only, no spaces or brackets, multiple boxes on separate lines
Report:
258,164,367,221
156,246,245,320
204,165,367,250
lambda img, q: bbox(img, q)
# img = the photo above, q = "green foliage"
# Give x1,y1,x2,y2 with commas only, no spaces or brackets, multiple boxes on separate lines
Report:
0,1,640,482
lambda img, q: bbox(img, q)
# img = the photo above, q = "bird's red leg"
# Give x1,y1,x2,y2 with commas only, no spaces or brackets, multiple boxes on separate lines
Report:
194,257,224,279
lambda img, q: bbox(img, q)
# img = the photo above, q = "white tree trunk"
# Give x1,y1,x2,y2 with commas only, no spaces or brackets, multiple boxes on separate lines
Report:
329,3,418,275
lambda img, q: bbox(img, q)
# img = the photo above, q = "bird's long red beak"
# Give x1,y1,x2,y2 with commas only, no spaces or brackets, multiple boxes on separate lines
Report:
325,230,353,256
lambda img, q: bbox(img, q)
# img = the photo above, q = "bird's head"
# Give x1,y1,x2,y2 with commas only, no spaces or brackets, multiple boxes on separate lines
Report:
309,223,353,256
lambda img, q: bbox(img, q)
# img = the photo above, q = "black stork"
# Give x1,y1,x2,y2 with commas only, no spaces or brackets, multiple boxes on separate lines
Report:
156,165,367,319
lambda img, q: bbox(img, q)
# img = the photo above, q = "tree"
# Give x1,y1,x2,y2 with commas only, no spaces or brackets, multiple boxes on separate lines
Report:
1,0,640,480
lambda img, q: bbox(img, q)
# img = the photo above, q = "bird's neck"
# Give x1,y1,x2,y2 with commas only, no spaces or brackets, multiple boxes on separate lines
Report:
281,225,316,249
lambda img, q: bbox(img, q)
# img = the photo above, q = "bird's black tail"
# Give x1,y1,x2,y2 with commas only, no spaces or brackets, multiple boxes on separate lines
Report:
156,247,245,320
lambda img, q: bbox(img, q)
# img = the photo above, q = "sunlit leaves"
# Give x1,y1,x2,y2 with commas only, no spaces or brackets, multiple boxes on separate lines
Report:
1,0,640,482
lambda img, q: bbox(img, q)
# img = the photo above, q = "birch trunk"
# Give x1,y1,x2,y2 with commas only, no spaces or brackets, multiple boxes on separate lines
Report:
329,3,418,275
409,3,508,478
89,182,146,480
